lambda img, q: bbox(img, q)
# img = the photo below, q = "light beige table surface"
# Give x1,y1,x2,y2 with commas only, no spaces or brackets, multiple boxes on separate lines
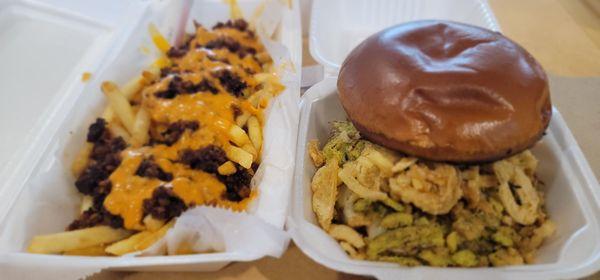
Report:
94,0,600,279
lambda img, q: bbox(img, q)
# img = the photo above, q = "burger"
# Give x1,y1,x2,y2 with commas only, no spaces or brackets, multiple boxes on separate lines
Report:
337,20,551,163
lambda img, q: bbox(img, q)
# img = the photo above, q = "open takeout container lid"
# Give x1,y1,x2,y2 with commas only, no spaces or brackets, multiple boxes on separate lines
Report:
0,0,302,275
289,0,600,279
308,0,500,75
0,0,152,221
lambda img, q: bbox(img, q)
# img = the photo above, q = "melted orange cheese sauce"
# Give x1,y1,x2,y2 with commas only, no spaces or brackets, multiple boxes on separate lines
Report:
81,72,92,82
103,22,283,230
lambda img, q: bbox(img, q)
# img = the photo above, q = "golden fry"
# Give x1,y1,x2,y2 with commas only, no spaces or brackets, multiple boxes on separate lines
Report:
120,75,145,100
131,107,151,147
71,143,93,177
143,67,160,81
235,112,251,127
229,125,251,146
105,220,174,256
247,116,262,152
28,226,132,254
108,122,132,143
148,24,171,53
102,81,136,133
63,244,108,256
218,161,237,176
226,145,254,169
101,107,114,122
105,231,153,256
80,195,93,214
136,220,175,250
143,214,165,232
242,143,257,159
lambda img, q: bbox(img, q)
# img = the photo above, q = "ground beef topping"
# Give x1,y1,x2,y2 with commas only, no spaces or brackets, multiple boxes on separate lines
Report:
86,118,109,143
218,166,253,202
167,45,189,58
213,70,247,97
179,145,227,173
166,34,194,59
68,184,124,230
160,120,200,146
155,76,219,99
160,67,177,78
143,186,187,220
213,19,249,32
196,79,219,94
136,158,173,181
75,121,127,195
155,76,192,99
204,37,257,58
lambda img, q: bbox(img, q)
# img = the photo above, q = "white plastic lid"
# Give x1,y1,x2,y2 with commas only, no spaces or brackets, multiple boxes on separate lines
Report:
0,0,150,219
309,0,500,73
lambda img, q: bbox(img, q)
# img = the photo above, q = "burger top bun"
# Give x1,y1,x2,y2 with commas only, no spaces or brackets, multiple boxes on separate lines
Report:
337,20,552,163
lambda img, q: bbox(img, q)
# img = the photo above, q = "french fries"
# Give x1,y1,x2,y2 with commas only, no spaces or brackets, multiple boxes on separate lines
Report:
136,220,174,249
229,124,251,146
218,161,237,175
226,145,254,169
120,75,145,100
120,67,159,101
102,82,136,133
143,214,165,232
224,0,243,20
106,220,175,256
105,231,154,256
131,107,151,147
71,143,93,177
242,143,257,158
247,116,262,152
148,24,171,53
108,122,132,143
101,107,115,122
80,195,93,213
28,226,132,254
29,19,281,258
235,112,251,127
63,244,108,256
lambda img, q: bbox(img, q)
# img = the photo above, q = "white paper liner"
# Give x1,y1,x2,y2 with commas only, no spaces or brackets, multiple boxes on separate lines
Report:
0,0,298,278
136,206,290,257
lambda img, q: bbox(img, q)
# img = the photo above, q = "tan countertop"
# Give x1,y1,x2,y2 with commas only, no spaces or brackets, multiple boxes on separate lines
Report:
95,1,600,279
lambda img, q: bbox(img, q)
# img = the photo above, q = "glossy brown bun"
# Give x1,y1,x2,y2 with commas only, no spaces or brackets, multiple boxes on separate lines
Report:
338,20,552,163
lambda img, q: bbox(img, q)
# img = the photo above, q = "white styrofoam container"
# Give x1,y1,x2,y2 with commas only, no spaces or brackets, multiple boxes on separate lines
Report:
290,78,600,280
0,0,300,272
289,0,600,279
309,0,500,73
